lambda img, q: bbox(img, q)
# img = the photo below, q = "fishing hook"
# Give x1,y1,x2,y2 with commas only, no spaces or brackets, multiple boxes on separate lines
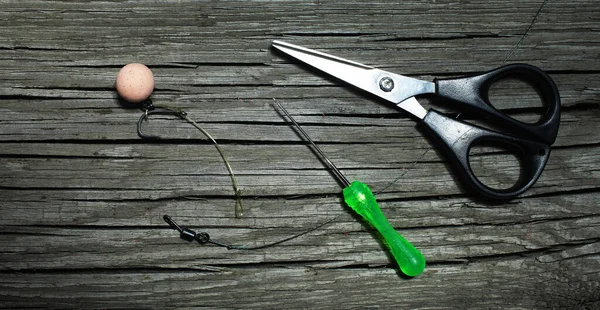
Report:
136,99,188,140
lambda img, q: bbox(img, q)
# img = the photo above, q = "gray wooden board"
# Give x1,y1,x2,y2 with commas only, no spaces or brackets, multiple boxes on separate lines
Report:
1,0,599,309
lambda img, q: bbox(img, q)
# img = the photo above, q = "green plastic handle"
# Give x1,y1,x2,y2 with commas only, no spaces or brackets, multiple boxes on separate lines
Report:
343,181,426,277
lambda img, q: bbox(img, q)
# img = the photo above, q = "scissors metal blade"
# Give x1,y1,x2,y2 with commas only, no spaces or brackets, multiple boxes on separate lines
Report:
272,40,434,118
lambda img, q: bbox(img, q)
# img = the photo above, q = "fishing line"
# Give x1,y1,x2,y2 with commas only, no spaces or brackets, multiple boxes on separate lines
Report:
503,0,549,64
163,100,349,249
137,100,244,219
164,1,550,248
164,214,339,250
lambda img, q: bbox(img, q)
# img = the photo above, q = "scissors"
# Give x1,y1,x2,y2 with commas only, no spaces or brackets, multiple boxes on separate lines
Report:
271,40,561,199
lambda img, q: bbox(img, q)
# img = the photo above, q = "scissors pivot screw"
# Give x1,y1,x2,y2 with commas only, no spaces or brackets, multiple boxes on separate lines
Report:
379,77,394,92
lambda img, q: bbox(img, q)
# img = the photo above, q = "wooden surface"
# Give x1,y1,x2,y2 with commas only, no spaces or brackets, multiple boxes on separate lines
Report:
1,1,599,309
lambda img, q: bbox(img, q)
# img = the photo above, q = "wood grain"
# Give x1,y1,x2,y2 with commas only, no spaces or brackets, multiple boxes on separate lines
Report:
1,0,599,309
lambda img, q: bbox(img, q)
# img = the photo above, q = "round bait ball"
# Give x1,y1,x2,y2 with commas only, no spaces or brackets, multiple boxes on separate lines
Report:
116,63,154,103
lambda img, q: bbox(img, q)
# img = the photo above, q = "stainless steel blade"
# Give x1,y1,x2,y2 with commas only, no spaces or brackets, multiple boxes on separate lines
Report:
272,40,433,119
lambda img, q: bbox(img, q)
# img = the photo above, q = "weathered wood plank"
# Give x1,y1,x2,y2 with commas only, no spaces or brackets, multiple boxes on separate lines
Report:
1,186,599,229
1,256,599,309
0,99,598,145
1,141,598,198
1,190,599,270
1,0,599,309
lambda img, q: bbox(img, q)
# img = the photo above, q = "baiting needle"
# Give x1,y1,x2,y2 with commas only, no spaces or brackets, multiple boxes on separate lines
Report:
275,100,426,277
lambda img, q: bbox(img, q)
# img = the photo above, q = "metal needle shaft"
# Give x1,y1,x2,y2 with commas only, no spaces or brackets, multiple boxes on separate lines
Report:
275,100,350,187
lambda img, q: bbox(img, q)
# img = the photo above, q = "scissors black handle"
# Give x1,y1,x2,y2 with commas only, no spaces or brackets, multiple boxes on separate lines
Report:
421,110,551,199
434,63,561,144
420,64,560,199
